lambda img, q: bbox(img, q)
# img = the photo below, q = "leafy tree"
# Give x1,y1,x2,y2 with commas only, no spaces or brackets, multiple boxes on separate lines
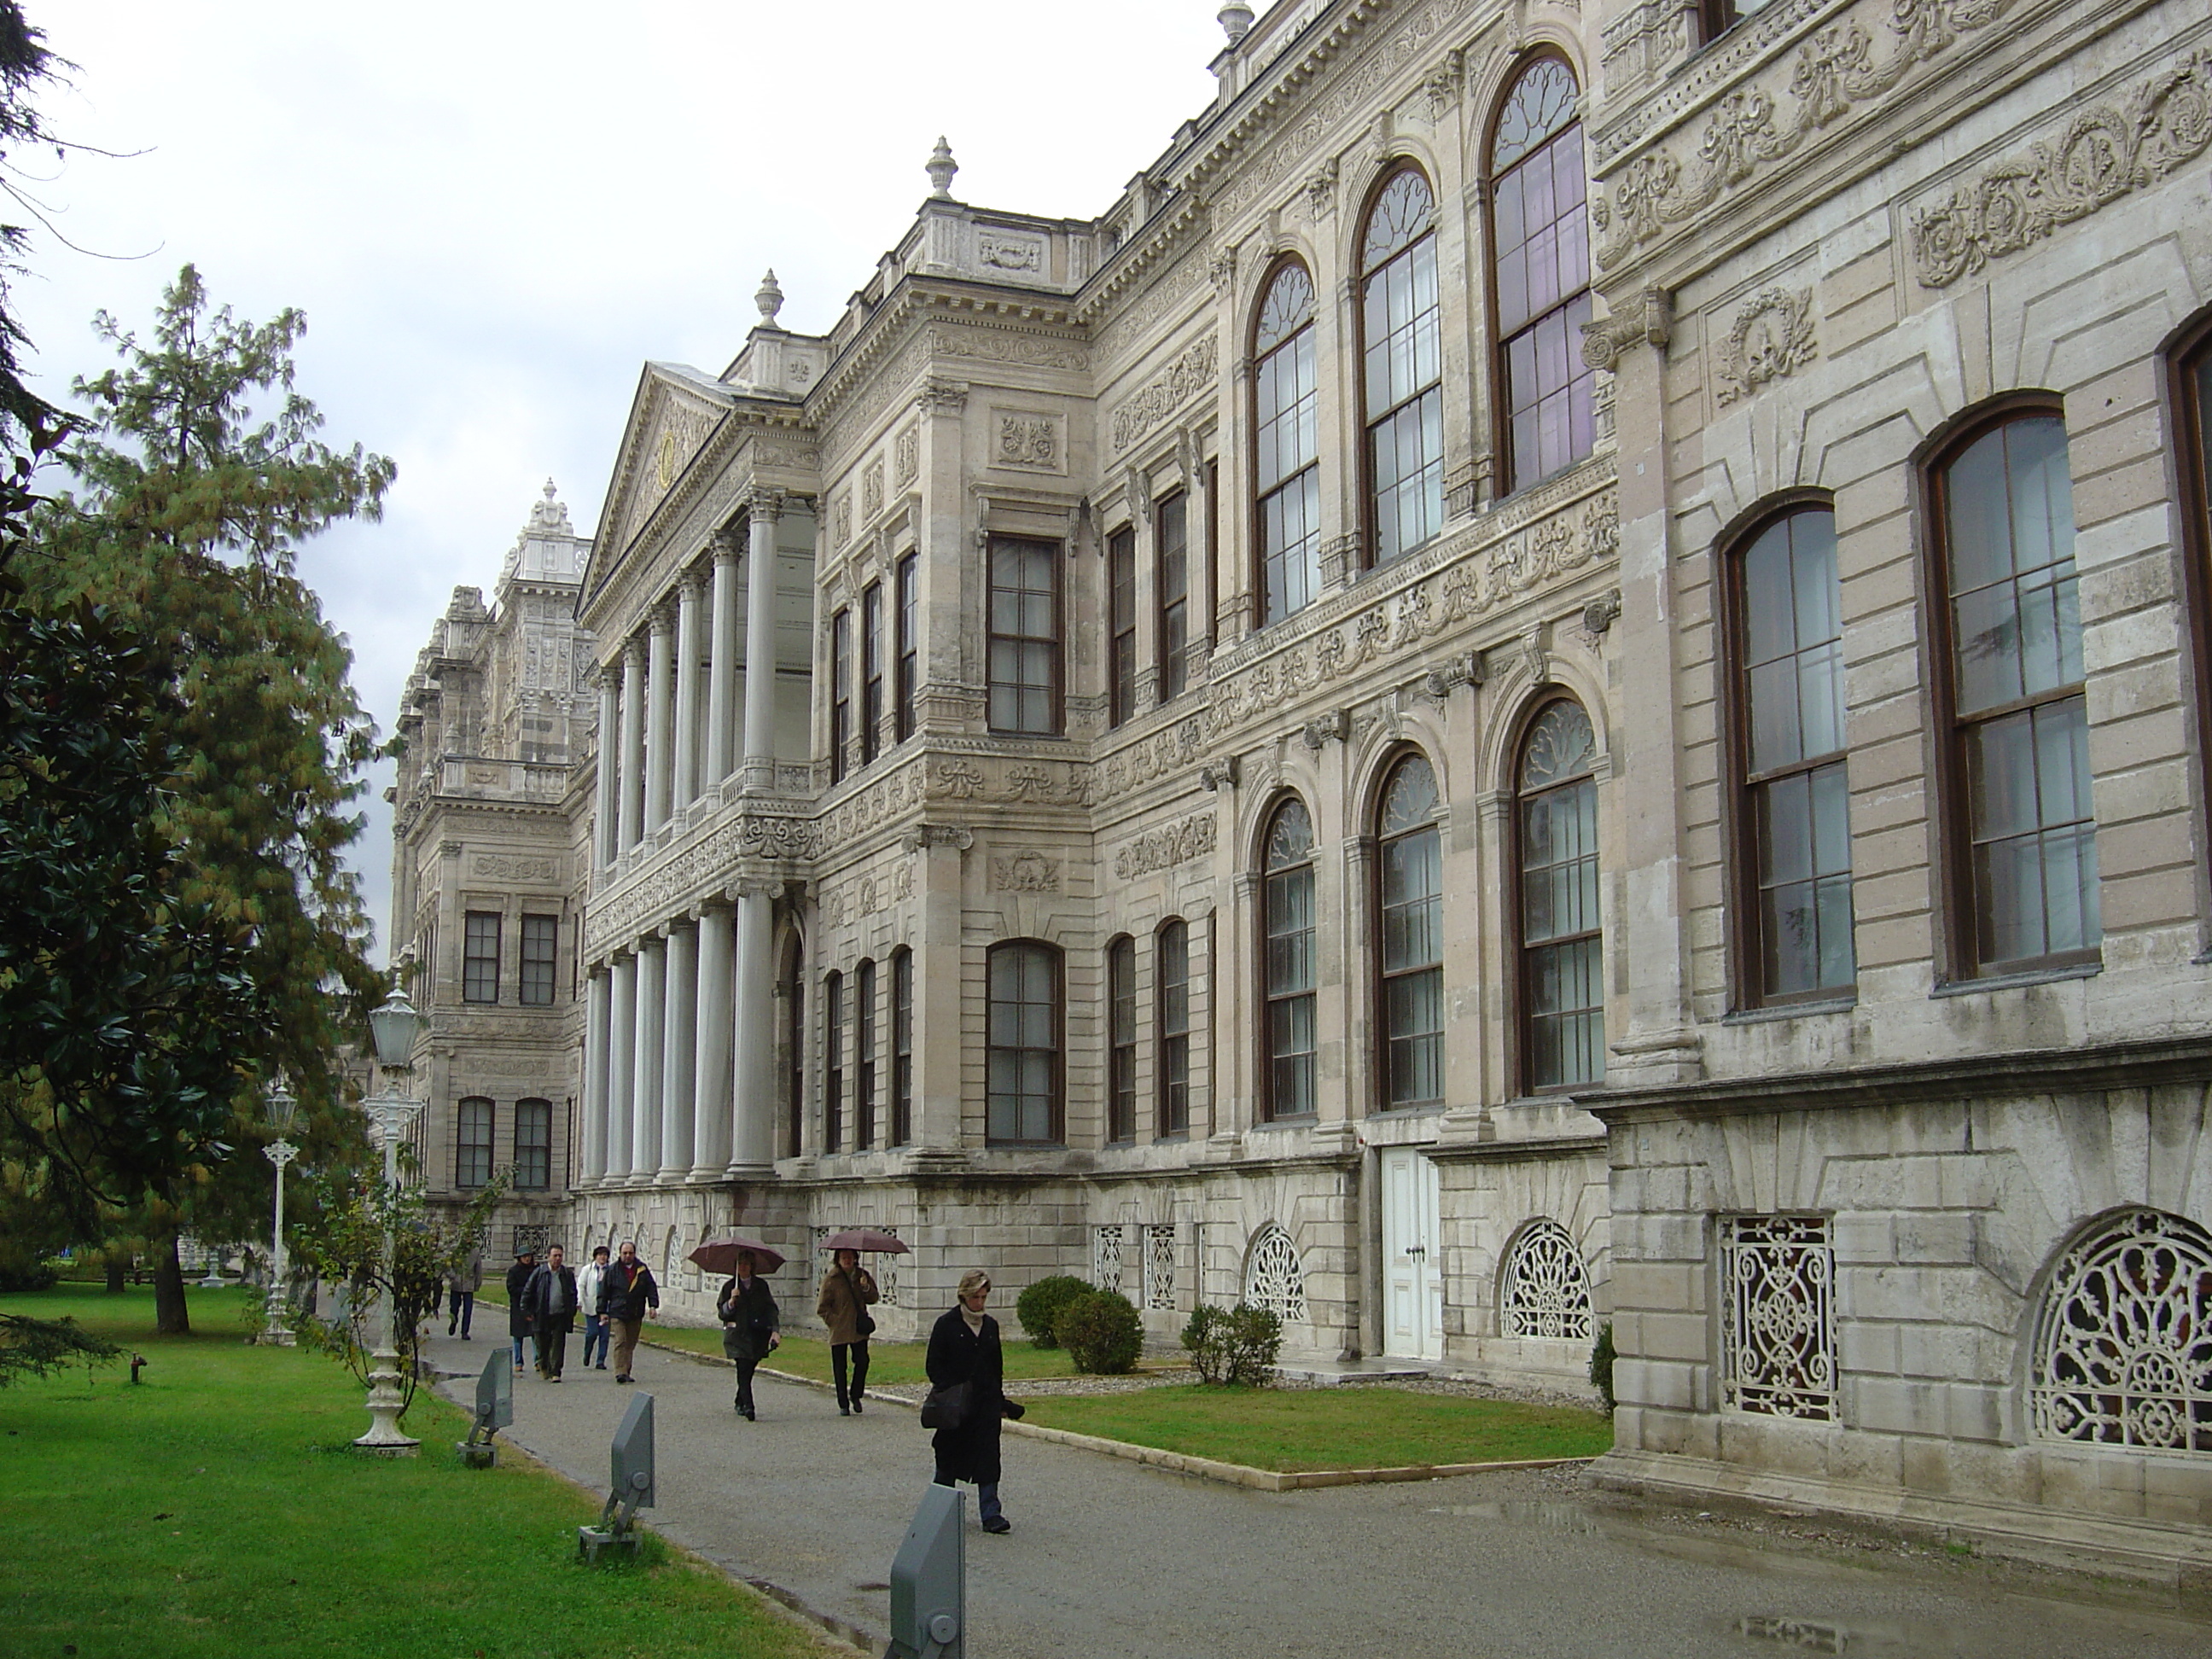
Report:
16,265,397,1331
0,0,64,438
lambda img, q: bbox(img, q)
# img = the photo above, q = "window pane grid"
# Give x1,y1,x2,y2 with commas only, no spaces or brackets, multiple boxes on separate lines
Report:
1493,71,1593,492
1109,938,1136,1143
1159,921,1190,1136
515,1098,551,1190
988,943,1061,1144
1109,527,1137,728
1256,265,1321,627
895,554,918,742
457,1097,494,1190
463,912,500,1005
855,960,876,1150
861,583,883,765
1518,704,1603,1091
1363,175,1442,564
1264,844,1317,1121
830,608,851,783
890,949,913,1147
824,971,844,1153
1157,494,1188,702
520,914,557,1006
988,538,1059,735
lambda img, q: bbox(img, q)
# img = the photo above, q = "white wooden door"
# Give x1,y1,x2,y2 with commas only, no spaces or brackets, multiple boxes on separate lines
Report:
1381,1147,1444,1360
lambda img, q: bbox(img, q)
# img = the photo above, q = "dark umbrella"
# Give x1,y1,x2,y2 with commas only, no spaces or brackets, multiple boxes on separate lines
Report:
690,1237,788,1275
821,1228,910,1254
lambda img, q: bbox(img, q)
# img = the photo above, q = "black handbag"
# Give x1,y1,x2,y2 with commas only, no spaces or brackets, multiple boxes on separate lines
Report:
919,1381,971,1430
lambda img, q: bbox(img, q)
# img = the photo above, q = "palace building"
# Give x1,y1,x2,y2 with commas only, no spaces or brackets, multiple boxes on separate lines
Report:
396,0,2212,1566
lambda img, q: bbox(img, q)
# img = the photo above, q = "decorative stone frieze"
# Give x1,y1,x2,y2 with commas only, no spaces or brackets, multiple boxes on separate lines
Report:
1113,812,1218,881
472,853,562,882
1713,285,1817,404
1109,333,1220,454
992,851,1062,892
994,412,1061,471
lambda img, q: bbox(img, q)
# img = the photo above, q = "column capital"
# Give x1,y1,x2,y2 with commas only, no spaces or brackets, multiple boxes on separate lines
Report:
624,632,649,667
678,567,708,602
648,602,676,637
713,527,743,562
733,876,783,901
745,484,787,520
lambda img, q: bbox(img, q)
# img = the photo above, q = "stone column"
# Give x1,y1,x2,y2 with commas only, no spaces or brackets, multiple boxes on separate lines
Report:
692,899,735,1176
741,491,783,793
645,606,675,835
594,669,620,870
706,535,741,790
618,637,646,853
583,967,611,1181
673,573,704,812
729,878,777,1173
608,952,637,1178
661,920,698,1180
632,934,667,1178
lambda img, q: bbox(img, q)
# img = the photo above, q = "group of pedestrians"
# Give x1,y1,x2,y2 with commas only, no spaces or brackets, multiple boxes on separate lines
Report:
504,1240,662,1382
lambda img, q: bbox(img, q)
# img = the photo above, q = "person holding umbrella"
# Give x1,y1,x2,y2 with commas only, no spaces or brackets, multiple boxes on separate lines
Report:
717,1249,779,1419
816,1247,880,1415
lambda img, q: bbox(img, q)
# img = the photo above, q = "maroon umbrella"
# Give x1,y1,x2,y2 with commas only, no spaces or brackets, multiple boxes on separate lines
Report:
690,1236,788,1275
821,1228,909,1254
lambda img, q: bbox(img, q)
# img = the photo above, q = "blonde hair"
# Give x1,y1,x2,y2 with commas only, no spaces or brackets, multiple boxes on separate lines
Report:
957,1269,992,1298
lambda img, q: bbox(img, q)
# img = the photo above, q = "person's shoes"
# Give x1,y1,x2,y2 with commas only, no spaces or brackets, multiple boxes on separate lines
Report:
446,1326,457,1336
981,1517,1011,1534
461,1334,471,1341
615,1373,632,1383
745,1408,756,1421
513,1365,524,1375
549,1374,562,1383
596,1362,608,1370
852,1397,864,1413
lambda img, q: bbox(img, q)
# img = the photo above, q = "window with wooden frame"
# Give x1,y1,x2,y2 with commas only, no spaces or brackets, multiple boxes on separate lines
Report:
1488,56,1595,494
890,946,913,1146
1157,492,1190,702
1359,166,1443,565
520,913,559,1006
987,940,1062,1145
861,582,883,766
987,536,1061,735
463,911,500,1004
1254,262,1321,628
1377,754,1444,1109
1109,524,1138,729
855,958,877,1150
514,1098,552,1190
1157,918,1190,1137
823,969,845,1153
1928,406,2098,976
1516,700,1604,1091
1726,504,1856,1003
896,552,919,742
2170,313,2212,893
1261,797,1318,1121
783,943,805,1160
1107,935,1137,1143
830,607,852,784
457,1097,494,1190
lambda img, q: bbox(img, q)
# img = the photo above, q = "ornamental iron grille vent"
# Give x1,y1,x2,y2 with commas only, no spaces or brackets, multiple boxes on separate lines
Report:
2032,1208,2212,1454
511,1223,551,1260
876,1231,901,1307
1244,1225,1309,1324
667,1227,691,1294
1093,1225,1125,1295
1721,1214,1836,1421
1501,1220,1593,1340
1144,1224,1178,1311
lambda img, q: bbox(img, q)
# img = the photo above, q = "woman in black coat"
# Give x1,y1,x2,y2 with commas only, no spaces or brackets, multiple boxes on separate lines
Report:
924,1269,1023,1533
716,1249,780,1420
504,1249,538,1375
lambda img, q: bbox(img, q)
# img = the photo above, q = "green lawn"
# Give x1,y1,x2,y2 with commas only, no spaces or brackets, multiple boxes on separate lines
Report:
641,1323,1100,1387
1016,1382,1613,1473
0,1285,835,1659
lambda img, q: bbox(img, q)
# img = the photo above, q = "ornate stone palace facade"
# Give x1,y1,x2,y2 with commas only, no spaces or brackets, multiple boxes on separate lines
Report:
401,0,2212,1563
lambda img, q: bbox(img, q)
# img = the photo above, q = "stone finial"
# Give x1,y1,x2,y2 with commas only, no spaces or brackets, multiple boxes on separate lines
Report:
926,136,958,200
754,270,784,326
1218,3,1255,45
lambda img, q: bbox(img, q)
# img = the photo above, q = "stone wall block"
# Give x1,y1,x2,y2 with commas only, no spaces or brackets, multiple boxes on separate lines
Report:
1894,1212,1976,1266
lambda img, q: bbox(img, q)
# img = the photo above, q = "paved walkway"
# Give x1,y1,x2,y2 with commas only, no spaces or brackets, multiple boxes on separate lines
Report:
427,1330,2208,1659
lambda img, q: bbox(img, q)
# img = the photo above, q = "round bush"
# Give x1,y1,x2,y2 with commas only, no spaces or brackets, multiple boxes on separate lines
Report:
1013,1273,1094,1348
1058,1289,1144,1375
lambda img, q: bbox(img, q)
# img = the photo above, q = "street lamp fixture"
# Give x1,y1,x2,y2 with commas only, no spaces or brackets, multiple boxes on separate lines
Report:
355,983,426,1455
259,1081,300,1347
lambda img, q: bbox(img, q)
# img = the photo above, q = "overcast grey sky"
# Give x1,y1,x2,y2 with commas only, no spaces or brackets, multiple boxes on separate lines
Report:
15,1,1253,961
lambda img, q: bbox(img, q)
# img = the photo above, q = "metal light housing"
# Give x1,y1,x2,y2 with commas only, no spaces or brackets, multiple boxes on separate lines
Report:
265,1082,298,1135
367,986,424,1071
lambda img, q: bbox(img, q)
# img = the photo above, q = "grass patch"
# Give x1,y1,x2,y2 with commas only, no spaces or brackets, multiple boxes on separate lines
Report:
1016,1382,1613,1473
0,1285,835,1659
642,1324,1097,1387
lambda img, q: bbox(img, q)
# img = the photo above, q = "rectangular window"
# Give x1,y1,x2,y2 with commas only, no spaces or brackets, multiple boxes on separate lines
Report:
988,537,1060,735
1205,460,1220,653
514,1098,551,1190
1721,1214,1837,1422
519,914,559,1006
987,942,1062,1144
830,608,851,784
1156,493,1188,703
457,1097,494,1190
1108,526,1138,729
1158,920,1190,1137
855,958,877,1150
861,582,883,765
1108,937,1137,1143
896,553,919,742
463,911,500,1004
824,971,845,1154
891,948,913,1146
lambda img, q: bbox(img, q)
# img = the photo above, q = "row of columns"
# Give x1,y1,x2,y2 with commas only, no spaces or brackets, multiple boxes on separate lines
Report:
579,883,779,1184
596,493,786,868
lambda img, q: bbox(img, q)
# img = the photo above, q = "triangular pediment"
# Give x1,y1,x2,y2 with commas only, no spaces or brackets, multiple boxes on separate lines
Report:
584,363,736,603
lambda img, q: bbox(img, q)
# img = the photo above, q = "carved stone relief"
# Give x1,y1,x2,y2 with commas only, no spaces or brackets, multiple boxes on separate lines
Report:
863,458,885,521
977,231,1045,273
992,851,1062,892
995,413,1061,471
474,853,562,882
1113,812,1218,881
894,422,920,488
1110,333,1220,454
1714,286,1818,405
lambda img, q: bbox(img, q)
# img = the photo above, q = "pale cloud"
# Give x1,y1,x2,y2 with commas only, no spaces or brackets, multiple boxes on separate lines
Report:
17,0,1247,960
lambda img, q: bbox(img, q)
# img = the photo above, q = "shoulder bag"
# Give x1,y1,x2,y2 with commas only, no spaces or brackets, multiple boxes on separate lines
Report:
918,1380,970,1430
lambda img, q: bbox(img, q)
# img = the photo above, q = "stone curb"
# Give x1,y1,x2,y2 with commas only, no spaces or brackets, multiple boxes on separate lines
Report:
639,1338,1596,1493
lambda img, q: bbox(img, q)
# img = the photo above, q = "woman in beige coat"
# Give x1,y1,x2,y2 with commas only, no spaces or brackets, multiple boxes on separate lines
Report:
816,1249,881,1415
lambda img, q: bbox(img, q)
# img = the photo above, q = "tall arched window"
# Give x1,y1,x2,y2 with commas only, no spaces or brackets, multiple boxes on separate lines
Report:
1254,262,1321,627
823,969,845,1153
1360,167,1442,563
1489,56,1594,493
1516,701,1603,1090
855,958,877,1150
987,940,1062,1144
1107,935,1137,1144
1377,754,1443,1109
1261,798,1318,1120
457,1097,494,1190
1157,918,1190,1136
1929,406,2098,976
1728,504,1855,1003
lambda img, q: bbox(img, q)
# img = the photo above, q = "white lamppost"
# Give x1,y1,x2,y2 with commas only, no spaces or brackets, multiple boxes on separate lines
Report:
259,1081,300,1347
355,985,426,1455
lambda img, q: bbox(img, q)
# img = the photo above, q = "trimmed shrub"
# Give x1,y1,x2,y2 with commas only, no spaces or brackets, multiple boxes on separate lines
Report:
1180,1301,1282,1386
1058,1289,1144,1375
1589,1320,1616,1412
1013,1274,1093,1348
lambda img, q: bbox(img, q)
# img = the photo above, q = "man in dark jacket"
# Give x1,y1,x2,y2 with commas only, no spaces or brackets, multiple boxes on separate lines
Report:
597,1240,659,1383
925,1270,1023,1533
504,1248,538,1375
521,1244,580,1382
